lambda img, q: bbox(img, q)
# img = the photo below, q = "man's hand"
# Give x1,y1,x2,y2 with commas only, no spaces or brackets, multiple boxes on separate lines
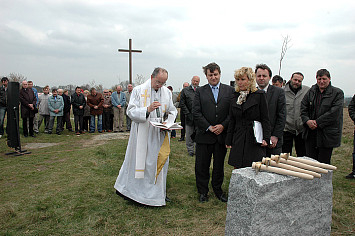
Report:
209,124,224,135
147,101,161,113
306,120,317,130
261,140,268,147
54,109,59,114
29,104,34,110
270,136,278,148
94,105,98,109
226,145,232,148
117,105,122,109
79,106,83,109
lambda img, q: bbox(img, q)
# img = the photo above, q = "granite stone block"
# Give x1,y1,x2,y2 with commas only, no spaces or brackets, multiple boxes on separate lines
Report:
225,164,333,236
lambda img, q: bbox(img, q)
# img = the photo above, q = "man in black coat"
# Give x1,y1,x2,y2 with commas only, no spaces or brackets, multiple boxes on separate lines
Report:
71,86,86,135
301,69,344,164
19,81,37,137
59,89,73,132
192,62,234,203
180,76,200,156
0,77,8,138
255,64,286,156
347,94,355,179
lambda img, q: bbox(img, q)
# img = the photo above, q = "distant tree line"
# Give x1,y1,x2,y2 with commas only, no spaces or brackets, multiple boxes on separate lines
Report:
1,73,147,95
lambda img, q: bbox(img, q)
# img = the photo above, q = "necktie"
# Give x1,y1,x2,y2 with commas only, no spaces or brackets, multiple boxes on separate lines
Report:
212,86,218,103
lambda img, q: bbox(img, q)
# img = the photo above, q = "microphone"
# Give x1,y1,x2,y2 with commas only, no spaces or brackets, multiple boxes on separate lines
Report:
154,98,160,118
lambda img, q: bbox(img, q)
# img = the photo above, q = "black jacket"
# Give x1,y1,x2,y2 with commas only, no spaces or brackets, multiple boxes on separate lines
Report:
226,91,271,168
179,85,198,126
192,83,234,145
71,93,86,116
266,85,286,148
62,93,71,113
301,83,344,148
0,85,6,107
348,95,355,123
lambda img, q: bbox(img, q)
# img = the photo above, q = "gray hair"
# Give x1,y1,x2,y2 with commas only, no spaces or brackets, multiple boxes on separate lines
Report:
151,67,168,78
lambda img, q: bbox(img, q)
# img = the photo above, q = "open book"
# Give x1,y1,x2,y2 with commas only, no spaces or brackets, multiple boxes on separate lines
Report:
150,121,183,130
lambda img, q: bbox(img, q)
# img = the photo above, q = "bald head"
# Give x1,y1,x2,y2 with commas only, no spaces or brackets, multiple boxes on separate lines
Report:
191,76,200,87
22,81,28,88
58,89,63,96
116,85,122,93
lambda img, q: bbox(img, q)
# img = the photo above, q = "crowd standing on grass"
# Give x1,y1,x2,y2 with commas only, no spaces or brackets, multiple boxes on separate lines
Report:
1,62,354,208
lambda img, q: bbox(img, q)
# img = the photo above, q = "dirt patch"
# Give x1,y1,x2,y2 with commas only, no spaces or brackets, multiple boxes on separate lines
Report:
92,132,130,141
23,143,59,150
81,132,130,147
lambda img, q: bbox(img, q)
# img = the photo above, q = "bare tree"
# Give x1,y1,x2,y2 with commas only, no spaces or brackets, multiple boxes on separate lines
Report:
7,72,27,83
135,74,146,86
278,35,291,76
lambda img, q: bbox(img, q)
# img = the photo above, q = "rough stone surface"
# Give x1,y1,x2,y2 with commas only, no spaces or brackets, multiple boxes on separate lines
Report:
225,160,333,236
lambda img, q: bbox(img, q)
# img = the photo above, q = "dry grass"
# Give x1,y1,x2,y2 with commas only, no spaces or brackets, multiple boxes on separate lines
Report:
0,109,354,235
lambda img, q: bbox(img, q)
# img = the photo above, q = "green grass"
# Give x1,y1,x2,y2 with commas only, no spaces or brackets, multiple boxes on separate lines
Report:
0,113,355,235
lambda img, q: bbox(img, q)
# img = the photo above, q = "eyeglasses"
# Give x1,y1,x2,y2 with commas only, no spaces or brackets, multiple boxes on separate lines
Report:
155,81,166,86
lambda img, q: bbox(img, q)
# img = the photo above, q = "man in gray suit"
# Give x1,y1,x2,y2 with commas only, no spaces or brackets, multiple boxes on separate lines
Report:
180,76,200,156
255,64,286,156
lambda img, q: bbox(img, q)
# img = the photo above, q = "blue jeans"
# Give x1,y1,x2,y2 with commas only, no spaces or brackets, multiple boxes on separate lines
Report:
90,114,102,132
0,106,6,135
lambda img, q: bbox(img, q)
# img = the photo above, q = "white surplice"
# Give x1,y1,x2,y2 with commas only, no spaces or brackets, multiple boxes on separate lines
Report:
114,79,177,206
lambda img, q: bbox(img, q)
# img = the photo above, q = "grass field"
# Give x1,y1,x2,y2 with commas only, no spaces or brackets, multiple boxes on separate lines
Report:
0,110,354,235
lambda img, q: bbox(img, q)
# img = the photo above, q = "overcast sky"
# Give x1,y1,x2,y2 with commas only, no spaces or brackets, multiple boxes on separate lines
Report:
1,0,355,95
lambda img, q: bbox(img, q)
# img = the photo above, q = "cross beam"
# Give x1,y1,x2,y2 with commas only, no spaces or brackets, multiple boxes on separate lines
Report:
118,38,142,84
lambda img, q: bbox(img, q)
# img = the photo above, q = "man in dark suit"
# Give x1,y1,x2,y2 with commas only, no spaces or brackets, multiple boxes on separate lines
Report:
255,64,286,156
192,62,234,203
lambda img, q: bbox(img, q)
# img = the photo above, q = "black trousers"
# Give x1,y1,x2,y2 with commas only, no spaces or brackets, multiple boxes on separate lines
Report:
83,116,90,131
61,111,72,130
23,117,34,136
74,115,83,132
180,112,185,139
282,131,307,157
352,129,355,171
195,142,226,196
305,130,333,164
103,110,111,131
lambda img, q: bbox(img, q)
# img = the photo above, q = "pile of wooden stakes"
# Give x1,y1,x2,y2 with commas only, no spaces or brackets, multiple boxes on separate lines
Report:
252,153,337,180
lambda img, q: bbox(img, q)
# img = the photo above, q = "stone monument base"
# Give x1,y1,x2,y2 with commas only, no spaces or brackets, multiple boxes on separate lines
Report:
225,164,333,236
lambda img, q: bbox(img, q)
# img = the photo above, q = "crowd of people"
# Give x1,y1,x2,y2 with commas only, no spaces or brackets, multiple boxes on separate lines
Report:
1,63,354,208
0,78,133,137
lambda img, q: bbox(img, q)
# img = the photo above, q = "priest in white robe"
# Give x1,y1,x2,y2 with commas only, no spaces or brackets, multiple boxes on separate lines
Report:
114,67,177,206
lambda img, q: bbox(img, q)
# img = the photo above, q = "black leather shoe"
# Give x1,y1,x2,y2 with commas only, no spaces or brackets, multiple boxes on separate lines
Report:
216,193,228,202
165,196,171,202
199,193,208,203
178,138,185,141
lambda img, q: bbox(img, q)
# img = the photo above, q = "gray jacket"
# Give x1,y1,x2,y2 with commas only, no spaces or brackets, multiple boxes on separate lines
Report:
284,82,309,135
48,95,64,117
38,93,50,115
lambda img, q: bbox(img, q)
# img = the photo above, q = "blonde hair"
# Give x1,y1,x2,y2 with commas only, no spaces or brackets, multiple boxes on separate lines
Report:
234,67,257,93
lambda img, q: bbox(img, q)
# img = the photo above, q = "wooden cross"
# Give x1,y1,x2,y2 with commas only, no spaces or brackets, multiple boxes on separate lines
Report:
118,38,142,84
141,89,150,107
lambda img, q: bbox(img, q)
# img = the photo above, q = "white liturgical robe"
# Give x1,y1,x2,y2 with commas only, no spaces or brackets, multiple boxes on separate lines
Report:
114,79,177,206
